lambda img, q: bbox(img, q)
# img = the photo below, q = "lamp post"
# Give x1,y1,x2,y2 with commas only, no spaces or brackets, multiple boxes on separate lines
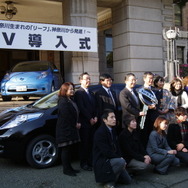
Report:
163,27,180,82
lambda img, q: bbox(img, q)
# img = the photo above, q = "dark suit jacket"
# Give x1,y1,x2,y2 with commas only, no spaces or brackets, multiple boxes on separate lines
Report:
119,128,147,163
74,87,97,127
119,87,141,127
93,124,121,183
95,86,118,121
167,122,188,149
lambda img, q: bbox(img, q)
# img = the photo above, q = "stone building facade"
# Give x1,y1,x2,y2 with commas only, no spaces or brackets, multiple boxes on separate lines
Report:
0,0,187,84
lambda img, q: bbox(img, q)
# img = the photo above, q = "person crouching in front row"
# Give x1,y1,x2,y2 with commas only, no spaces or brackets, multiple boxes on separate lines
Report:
119,115,151,175
146,116,180,175
93,109,132,188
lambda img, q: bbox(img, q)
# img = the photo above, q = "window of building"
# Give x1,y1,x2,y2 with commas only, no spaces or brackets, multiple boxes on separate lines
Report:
177,46,188,77
174,4,182,26
177,46,184,64
105,29,113,68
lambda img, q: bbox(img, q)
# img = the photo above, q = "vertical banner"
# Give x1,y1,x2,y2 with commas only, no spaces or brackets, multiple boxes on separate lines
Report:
0,20,98,52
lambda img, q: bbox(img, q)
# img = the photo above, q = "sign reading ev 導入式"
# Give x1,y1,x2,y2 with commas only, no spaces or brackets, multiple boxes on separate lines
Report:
0,20,98,52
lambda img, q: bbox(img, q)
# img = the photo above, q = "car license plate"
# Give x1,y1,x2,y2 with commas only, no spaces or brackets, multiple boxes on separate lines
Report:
16,86,27,91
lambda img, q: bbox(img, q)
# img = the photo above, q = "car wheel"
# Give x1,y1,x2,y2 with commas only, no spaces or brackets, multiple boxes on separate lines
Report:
23,96,30,101
26,135,58,169
2,96,12,101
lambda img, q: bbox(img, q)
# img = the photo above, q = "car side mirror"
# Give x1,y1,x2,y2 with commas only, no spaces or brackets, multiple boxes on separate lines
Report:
53,69,59,73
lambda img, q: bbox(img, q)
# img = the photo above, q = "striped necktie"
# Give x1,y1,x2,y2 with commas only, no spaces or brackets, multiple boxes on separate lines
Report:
131,90,139,104
108,89,116,107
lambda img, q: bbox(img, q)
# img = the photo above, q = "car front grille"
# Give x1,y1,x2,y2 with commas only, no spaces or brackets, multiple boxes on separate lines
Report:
7,89,37,92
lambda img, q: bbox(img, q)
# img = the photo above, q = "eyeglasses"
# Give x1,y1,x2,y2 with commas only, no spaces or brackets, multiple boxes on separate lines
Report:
82,78,91,81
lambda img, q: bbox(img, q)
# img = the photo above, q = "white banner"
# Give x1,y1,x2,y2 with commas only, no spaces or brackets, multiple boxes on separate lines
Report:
0,20,98,52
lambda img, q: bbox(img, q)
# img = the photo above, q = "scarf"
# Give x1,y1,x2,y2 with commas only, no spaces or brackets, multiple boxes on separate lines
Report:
179,122,188,143
171,89,183,107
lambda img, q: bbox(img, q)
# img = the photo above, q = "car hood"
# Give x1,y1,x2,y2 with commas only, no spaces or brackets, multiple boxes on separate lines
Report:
6,72,45,82
0,105,41,127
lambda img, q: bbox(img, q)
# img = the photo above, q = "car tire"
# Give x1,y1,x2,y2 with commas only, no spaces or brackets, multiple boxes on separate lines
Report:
2,96,12,101
26,135,58,169
23,96,30,101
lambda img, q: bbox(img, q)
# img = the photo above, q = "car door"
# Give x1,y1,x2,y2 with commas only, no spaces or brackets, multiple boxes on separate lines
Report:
49,62,62,89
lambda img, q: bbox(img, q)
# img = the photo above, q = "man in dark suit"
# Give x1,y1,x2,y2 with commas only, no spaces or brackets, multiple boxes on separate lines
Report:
93,109,131,188
74,72,98,171
119,73,145,128
138,71,158,148
95,73,119,127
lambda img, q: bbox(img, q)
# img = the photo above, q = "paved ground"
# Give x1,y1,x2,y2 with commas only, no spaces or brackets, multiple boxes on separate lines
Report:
0,157,188,188
0,96,39,112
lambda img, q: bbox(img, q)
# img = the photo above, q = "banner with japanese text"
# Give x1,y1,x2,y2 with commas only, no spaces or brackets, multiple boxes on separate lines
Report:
0,20,98,52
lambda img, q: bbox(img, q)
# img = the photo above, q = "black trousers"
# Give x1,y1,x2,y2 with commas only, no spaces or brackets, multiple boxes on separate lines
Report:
79,125,96,167
61,145,74,171
176,151,188,164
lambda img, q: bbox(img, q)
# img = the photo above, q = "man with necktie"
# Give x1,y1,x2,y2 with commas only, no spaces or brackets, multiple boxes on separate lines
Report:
119,73,145,129
74,72,98,171
138,72,158,148
95,74,119,129
93,109,132,188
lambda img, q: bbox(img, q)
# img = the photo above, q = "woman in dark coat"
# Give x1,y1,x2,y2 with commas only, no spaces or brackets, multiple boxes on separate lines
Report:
56,82,81,176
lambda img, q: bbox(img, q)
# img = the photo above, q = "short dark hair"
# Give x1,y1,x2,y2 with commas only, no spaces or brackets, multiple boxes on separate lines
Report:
124,115,136,127
58,82,74,97
154,76,165,87
101,109,115,120
143,72,154,79
125,73,135,81
99,73,113,81
79,72,90,80
175,107,187,117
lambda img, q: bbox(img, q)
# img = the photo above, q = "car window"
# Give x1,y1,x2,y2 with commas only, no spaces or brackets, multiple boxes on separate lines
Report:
12,61,49,72
33,90,59,109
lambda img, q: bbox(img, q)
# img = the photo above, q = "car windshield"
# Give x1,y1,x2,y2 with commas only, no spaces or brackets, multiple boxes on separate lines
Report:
12,61,49,72
32,90,59,109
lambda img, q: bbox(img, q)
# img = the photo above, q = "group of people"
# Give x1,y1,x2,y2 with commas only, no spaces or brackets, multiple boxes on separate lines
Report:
55,71,188,188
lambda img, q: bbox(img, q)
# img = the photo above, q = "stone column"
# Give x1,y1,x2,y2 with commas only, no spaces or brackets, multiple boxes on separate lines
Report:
112,0,166,84
63,0,99,84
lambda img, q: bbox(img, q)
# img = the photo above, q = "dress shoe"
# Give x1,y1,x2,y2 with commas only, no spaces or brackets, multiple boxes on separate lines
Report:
63,169,77,176
71,168,80,173
81,164,92,171
104,183,116,188
153,168,168,175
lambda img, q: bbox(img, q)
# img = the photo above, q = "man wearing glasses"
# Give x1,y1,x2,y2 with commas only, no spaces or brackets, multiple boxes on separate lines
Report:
75,72,98,171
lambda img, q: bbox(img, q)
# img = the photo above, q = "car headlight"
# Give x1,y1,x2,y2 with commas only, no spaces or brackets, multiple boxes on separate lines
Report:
3,73,10,81
0,113,43,130
38,71,48,79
